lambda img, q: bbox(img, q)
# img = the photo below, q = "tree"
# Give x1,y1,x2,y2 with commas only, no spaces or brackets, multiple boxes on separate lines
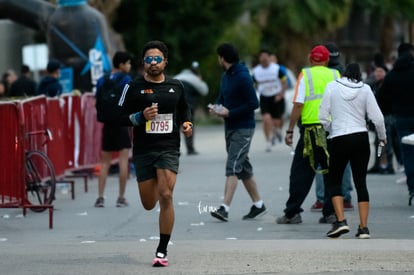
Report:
247,0,352,73
112,0,245,75
92,0,414,105
352,0,414,62
200,12,263,105
88,0,125,52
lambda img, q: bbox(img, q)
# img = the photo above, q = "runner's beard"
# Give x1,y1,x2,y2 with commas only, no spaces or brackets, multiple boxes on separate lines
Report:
146,66,164,77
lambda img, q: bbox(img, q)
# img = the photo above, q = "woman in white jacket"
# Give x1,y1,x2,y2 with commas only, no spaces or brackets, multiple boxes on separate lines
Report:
319,63,386,239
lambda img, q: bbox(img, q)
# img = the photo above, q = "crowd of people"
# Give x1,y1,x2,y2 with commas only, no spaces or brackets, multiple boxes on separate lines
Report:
2,40,413,268
1,60,63,99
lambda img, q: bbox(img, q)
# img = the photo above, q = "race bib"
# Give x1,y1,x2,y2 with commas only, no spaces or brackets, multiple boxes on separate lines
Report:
146,113,173,134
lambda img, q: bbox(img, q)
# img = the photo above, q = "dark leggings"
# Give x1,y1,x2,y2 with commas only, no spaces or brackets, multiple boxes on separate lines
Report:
328,132,370,202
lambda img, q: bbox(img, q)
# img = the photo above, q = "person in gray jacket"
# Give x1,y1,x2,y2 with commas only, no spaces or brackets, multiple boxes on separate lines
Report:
174,61,209,155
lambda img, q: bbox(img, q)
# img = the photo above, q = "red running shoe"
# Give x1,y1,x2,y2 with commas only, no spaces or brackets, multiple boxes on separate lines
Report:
152,252,168,267
310,200,324,212
343,201,354,211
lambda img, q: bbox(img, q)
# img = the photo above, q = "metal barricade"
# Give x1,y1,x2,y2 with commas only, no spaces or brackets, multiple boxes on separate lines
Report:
0,101,25,208
46,98,76,199
79,93,103,168
1,93,128,229
78,93,127,179
61,94,82,170
0,98,53,229
19,96,48,152
60,94,90,192
18,96,54,228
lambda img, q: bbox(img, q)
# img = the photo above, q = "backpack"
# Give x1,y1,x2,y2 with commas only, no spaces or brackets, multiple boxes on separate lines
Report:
95,73,127,124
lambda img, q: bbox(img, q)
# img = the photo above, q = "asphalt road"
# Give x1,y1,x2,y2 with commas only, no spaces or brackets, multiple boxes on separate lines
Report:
1,123,413,274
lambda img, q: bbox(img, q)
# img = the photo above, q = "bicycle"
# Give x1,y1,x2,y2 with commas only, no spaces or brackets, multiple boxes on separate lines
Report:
25,129,56,212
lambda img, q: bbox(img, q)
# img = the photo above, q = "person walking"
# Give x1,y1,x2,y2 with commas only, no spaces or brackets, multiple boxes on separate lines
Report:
377,42,414,206
276,45,339,224
118,40,193,267
174,61,209,155
209,42,266,222
252,49,288,152
319,63,386,238
311,42,355,214
94,51,133,208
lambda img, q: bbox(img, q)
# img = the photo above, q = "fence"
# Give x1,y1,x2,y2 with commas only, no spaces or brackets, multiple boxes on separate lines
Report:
0,93,107,228
0,101,25,208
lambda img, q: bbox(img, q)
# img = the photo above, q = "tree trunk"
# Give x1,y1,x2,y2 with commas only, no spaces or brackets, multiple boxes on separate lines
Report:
279,34,317,76
380,16,394,62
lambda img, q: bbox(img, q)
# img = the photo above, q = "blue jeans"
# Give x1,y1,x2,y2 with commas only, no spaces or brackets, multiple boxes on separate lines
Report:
395,116,414,194
315,162,353,202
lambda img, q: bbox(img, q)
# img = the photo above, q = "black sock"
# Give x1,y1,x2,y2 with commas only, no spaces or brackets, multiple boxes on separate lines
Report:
156,234,170,255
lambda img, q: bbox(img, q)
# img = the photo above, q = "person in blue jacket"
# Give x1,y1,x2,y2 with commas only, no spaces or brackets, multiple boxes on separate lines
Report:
37,59,63,97
209,42,267,222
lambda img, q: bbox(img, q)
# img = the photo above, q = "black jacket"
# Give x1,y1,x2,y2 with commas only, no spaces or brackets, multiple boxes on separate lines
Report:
37,76,62,97
9,76,37,97
377,53,414,117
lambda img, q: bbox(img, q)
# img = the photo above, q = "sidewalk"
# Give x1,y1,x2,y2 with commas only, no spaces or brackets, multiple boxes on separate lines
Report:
1,123,413,274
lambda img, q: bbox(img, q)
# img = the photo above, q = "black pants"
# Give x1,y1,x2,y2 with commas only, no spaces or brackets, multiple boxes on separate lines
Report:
284,128,334,218
371,115,402,169
328,132,370,202
184,108,196,154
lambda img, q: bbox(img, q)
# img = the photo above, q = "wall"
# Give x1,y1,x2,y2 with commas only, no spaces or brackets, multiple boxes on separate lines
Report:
0,20,36,74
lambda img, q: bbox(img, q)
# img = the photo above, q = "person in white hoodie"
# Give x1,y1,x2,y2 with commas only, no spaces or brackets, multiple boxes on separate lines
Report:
319,63,386,239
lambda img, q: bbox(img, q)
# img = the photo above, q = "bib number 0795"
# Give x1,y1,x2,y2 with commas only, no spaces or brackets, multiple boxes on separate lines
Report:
146,113,173,134
150,120,169,132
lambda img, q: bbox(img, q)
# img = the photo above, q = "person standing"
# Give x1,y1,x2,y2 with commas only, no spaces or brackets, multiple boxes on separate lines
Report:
368,64,401,175
377,42,414,206
276,45,339,224
209,42,266,222
36,59,63,97
174,61,209,155
252,49,288,152
9,65,37,97
319,63,386,238
2,69,17,96
0,81,6,98
118,40,192,267
94,51,133,208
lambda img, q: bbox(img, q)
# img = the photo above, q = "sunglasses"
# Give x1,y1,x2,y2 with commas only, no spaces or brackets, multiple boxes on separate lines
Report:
144,56,164,64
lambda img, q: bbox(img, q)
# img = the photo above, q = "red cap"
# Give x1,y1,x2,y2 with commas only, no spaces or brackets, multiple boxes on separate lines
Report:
310,45,330,62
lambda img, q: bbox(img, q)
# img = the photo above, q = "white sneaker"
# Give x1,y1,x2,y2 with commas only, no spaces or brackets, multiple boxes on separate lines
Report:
265,141,272,152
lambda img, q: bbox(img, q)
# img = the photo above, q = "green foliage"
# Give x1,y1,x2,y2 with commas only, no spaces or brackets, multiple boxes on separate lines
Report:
242,0,353,71
354,0,414,20
109,0,414,103
201,19,262,106
248,0,352,42
220,19,262,61
113,0,261,107
113,0,245,75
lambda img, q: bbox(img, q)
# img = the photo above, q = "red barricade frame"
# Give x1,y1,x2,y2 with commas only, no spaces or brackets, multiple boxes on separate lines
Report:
79,93,103,168
0,97,53,229
0,101,25,207
0,93,127,229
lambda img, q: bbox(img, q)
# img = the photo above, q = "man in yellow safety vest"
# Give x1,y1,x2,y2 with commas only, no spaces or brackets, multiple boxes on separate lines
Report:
276,45,340,224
